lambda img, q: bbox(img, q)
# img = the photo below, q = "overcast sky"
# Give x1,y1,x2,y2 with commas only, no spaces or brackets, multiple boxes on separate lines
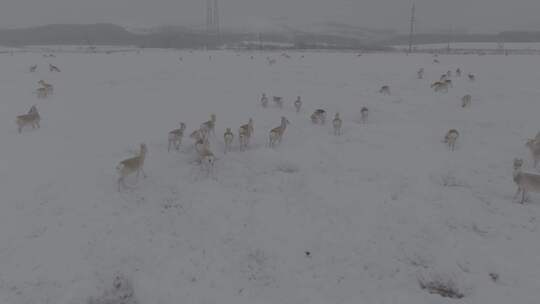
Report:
1,0,540,32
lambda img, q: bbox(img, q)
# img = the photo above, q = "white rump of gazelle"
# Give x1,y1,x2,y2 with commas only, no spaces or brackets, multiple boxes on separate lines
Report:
116,143,147,191
224,127,234,153
513,158,540,204
268,116,290,148
294,96,302,113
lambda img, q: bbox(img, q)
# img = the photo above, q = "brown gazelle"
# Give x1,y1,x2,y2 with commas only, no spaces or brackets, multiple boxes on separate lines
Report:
239,118,254,151
444,129,459,151
513,158,540,204
16,105,41,133
117,143,148,191
294,96,302,113
168,122,186,152
332,113,342,136
224,127,234,153
268,116,290,148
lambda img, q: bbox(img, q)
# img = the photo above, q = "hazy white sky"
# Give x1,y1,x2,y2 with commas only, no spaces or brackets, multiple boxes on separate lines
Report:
1,0,540,32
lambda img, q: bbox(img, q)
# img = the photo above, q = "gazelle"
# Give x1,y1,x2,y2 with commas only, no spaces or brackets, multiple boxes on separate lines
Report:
16,105,41,133
38,80,54,94
116,143,147,191
190,128,208,146
444,129,459,151
332,113,342,136
268,116,290,148
294,96,302,113
417,68,424,79
273,96,284,109
456,68,462,77
360,107,369,124
446,70,452,78
379,85,391,95
29,65,37,72
461,94,472,108
35,87,49,99
201,114,216,136
468,74,475,82
49,64,60,72
525,139,540,168
261,93,268,108
239,118,254,151
224,128,234,153
311,109,327,125
168,122,186,152
195,138,215,174
513,158,540,204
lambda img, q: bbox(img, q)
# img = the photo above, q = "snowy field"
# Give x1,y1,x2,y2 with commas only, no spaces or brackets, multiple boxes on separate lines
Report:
395,42,540,51
1,49,540,304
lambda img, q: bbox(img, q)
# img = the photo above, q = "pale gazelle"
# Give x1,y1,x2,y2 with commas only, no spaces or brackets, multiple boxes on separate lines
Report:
16,105,41,133
268,116,290,148
417,68,424,79
360,106,369,124
261,93,269,108
29,65,37,72
224,128,234,153
195,138,215,175
168,122,186,152
294,96,302,113
525,139,540,168
332,113,342,136
443,129,459,151
311,109,327,125
461,94,472,108
513,158,540,204
116,143,147,191
379,85,390,95
273,96,284,109
201,114,216,136
49,64,60,72
239,118,254,151
38,80,54,95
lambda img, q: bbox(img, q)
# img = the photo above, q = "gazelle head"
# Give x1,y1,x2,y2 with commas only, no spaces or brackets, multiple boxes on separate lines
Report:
361,107,368,113
225,127,232,133
179,122,186,131
210,114,216,122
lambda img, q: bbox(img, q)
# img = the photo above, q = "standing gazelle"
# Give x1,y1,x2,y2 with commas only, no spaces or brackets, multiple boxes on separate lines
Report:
513,158,540,204
332,113,342,136
16,105,41,133
168,122,186,152
116,143,147,191
268,117,290,148
379,85,391,95
261,93,269,108
239,118,254,151
224,128,234,153
294,96,302,113
201,114,216,136
444,129,459,151
461,95,472,108
360,107,369,124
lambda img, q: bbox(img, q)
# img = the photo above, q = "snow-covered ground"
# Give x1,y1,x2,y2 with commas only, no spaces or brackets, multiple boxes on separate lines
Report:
1,49,540,304
396,42,540,50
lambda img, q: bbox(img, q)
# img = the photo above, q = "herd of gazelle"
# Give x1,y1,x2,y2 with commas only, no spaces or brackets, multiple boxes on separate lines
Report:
17,55,540,203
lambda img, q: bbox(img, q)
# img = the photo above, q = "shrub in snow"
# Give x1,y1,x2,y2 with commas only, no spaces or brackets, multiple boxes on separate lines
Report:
418,273,465,299
88,273,137,304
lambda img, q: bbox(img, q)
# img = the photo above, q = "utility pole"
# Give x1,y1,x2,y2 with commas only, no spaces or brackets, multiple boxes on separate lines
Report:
408,2,416,54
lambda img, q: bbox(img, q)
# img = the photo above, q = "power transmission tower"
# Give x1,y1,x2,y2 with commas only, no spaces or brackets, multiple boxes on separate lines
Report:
408,2,416,54
206,0,219,34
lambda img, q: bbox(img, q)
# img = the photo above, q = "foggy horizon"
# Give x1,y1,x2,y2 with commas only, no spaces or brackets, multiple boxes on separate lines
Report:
2,0,540,33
